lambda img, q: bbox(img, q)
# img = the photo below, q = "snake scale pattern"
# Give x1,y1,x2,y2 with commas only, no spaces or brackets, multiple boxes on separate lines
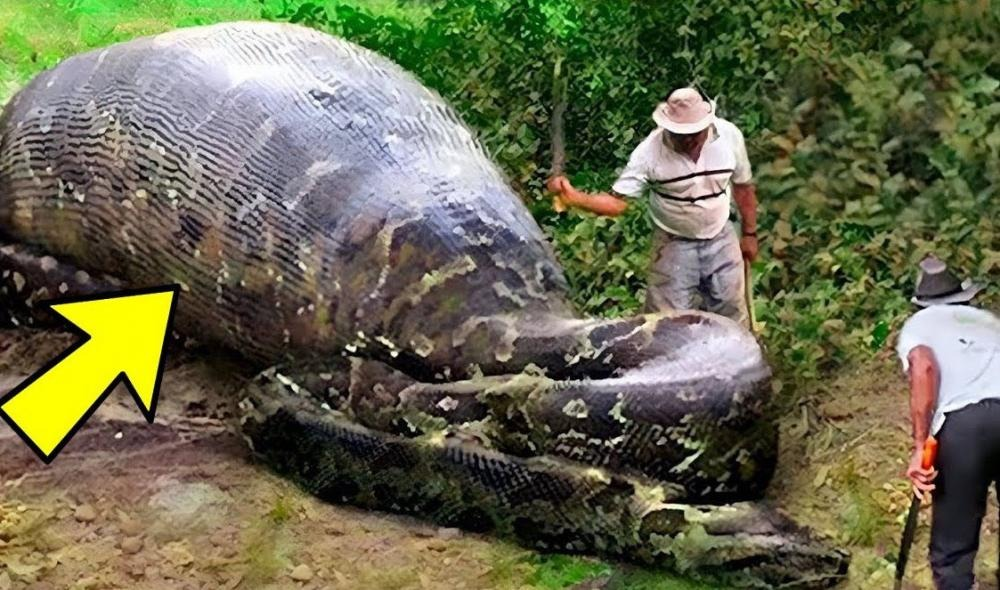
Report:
0,22,848,587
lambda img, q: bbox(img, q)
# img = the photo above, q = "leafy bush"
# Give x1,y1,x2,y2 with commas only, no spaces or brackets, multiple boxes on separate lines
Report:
259,0,998,386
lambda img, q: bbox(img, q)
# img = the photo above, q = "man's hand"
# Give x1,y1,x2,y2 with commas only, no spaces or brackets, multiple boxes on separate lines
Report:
547,175,569,195
740,234,759,261
547,175,569,213
906,445,938,503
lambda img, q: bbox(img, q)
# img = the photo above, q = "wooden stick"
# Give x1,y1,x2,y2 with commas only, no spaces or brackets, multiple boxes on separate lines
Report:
550,55,567,212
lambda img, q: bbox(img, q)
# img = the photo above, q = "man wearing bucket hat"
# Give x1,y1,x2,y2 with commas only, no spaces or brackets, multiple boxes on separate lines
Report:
897,254,1000,590
547,87,757,327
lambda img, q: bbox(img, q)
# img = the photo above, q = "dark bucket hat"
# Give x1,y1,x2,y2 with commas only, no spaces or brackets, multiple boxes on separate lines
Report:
912,255,983,307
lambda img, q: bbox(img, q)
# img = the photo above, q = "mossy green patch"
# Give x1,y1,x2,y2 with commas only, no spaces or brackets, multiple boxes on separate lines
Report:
0,0,259,105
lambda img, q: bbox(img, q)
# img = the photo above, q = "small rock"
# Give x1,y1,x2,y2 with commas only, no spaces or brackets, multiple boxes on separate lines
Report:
436,527,461,540
121,536,143,554
162,540,195,567
148,479,229,532
426,540,448,552
219,544,238,559
290,564,313,582
74,504,98,523
120,518,143,537
126,562,146,578
209,530,229,546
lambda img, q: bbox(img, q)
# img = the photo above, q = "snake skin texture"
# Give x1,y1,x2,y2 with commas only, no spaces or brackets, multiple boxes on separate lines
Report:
0,22,849,587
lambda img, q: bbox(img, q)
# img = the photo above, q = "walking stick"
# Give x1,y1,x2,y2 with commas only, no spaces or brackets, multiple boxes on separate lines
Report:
743,257,760,334
894,436,939,590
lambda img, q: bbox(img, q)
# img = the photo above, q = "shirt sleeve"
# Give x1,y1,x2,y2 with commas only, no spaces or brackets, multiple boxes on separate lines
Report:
896,316,926,373
730,125,753,184
610,135,652,198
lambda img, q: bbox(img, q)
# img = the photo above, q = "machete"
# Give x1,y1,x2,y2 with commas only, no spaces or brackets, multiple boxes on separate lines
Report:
549,54,568,212
894,436,939,590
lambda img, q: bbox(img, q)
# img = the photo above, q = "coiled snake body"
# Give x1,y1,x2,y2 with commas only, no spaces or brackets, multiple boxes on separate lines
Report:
0,22,848,587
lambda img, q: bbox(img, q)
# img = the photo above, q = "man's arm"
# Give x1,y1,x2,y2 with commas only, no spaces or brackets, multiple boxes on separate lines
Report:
906,344,939,500
908,345,938,446
546,135,649,218
733,182,758,261
729,123,758,261
548,176,628,217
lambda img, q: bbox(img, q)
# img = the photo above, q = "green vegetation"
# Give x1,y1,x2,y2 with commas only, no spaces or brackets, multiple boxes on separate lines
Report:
266,493,295,524
835,457,891,547
255,0,999,388
0,0,257,102
481,551,718,590
239,494,297,586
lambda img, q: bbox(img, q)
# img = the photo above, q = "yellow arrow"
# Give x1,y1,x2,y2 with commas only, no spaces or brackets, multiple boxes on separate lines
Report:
0,286,179,463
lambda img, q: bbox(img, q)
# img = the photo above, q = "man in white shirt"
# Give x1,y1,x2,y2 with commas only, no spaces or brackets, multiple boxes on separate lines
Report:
547,87,758,328
898,255,999,590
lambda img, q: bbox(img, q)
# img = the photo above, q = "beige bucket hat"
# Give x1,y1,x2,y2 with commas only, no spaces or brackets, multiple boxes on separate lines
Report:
652,87,716,134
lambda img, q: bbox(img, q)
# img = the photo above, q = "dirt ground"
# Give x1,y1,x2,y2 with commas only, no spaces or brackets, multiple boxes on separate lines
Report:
771,348,999,590
0,327,997,590
0,329,549,590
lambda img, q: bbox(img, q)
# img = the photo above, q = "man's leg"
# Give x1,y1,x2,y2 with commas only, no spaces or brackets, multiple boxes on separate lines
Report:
994,432,1000,589
644,227,699,314
929,403,994,590
699,223,749,328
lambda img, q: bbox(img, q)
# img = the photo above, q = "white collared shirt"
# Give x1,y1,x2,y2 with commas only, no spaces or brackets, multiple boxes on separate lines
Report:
611,117,753,239
897,304,1000,435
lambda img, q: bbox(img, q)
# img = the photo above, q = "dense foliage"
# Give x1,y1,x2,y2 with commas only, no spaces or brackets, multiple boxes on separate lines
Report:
260,0,1000,385
2,1,997,387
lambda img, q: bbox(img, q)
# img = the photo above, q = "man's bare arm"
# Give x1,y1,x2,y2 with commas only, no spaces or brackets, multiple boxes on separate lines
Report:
732,183,757,233
908,345,939,446
733,182,759,261
548,176,628,217
906,344,940,499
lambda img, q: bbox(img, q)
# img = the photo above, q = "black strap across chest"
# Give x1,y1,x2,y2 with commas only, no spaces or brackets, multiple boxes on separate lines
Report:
649,168,734,203
651,187,728,203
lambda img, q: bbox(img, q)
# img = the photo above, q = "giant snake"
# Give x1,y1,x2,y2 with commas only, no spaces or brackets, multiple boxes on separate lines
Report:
0,22,848,587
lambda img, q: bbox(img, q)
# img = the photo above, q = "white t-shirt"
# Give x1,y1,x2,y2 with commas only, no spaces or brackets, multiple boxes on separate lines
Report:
896,304,1000,435
611,118,753,240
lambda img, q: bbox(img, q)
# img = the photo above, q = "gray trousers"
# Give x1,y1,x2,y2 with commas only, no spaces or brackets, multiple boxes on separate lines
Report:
645,222,749,328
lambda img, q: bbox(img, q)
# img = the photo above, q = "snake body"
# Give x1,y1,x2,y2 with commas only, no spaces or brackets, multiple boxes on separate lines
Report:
0,22,848,587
